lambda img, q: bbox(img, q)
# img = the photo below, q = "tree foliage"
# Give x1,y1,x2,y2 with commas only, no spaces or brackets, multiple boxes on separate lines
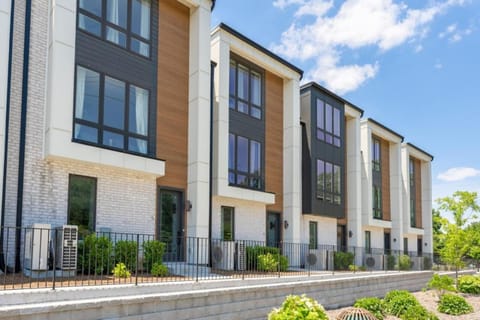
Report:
436,191,480,228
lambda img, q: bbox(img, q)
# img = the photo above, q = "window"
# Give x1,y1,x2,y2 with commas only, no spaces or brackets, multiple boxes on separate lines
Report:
372,138,381,171
74,65,150,155
68,175,97,237
309,222,318,249
409,158,416,227
409,158,415,186
78,0,151,57
316,159,341,204
373,185,382,219
316,99,341,147
404,237,409,254
229,58,263,119
228,133,263,190
221,207,235,241
365,231,371,254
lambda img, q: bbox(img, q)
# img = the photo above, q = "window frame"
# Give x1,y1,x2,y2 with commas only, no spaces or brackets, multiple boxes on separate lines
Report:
309,221,318,250
67,174,97,236
221,206,235,241
409,158,416,227
316,98,342,147
372,137,381,171
365,231,371,254
228,133,264,191
316,159,342,205
404,237,409,255
372,185,382,219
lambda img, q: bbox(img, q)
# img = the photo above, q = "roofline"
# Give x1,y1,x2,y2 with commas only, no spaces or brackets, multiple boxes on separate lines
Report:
300,81,364,116
406,142,434,161
213,23,304,79
365,118,404,142
211,0,216,10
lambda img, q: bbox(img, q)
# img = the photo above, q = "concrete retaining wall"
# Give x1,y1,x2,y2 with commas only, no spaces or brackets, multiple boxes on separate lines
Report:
0,271,433,320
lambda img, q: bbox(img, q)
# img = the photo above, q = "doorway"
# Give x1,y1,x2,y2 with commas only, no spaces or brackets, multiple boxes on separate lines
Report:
157,189,184,261
266,212,281,247
384,232,391,254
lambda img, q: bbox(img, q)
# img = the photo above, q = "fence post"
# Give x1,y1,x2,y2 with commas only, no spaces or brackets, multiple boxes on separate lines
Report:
135,234,139,286
52,228,56,290
241,240,245,281
196,238,199,282
278,241,281,278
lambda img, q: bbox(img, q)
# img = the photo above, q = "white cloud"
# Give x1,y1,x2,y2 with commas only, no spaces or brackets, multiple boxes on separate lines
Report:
437,167,480,182
438,23,473,42
434,61,443,69
273,0,468,94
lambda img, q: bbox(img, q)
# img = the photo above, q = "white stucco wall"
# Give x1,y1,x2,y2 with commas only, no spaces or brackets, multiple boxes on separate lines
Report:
301,215,337,246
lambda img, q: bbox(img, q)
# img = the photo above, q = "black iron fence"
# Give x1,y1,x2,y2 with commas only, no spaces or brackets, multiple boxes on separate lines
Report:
0,226,466,291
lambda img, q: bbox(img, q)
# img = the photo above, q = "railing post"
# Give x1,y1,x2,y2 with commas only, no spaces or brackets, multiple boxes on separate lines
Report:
278,241,281,278
52,228,56,290
241,240,245,281
196,237,199,282
135,234,139,286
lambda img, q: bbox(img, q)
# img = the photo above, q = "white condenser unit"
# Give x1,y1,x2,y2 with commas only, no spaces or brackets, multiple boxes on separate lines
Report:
235,242,246,271
25,224,51,271
55,225,78,270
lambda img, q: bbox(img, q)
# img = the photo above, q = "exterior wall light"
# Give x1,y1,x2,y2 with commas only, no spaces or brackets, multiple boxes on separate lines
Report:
186,200,192,212
348,230,353,238
283,220,289,229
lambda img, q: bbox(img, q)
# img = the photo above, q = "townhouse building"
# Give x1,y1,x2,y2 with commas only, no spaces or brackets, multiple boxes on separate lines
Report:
0,0,433,272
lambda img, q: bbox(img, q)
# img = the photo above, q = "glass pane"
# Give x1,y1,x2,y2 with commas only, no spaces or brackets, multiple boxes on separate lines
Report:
325,104,332,133
334,165,341,194
129,85,149,135
250,140,261,175
229,97,235,110
68,175,96,237
238,101,248,114
251,106,261,119
132,0,151,39
76,66,99,122
106,27,126,47
237,136,248,172
222,207,234,241
104,76,125,129
229,62,236,97
238,65,249,100
228,172,235,184
79,0,102,16
325,133,333,144
236,174,248,186
107,0,127,28
131,38,149,57
333,108,340,136
78,14,101,36
128,137,147,154
317,160,324,198
334,137,341,147
250,177,262,189
251,71,261,106
317,130,325,141
228,134,235,170
74,124,98,143
316,99,324,130
103,130,124,149
325,162,333,193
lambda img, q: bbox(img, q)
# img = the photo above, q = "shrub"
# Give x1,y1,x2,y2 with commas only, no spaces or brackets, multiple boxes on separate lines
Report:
386,255,395,270
423,256,433,270
384,290,419,317
427,274,455,298
246,246,279,270
114,240,137,271
400,304,438,320
246,246,288,272
398,255,411,271
142,240,166,273
151,262,169,277
437,293,473,315
458,275,480,294
78,234,113,275
349,264,366,272
334,251,354,270
354,297,385,320
268,294,328,320
112,262,131,278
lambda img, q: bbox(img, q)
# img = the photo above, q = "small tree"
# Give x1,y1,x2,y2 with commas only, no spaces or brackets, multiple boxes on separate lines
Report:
441,224,471,286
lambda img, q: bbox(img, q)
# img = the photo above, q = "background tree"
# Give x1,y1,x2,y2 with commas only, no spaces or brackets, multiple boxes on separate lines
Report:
432,208,446,256
436,191,480,227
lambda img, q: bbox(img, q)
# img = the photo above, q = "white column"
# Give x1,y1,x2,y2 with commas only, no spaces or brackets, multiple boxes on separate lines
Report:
0,0,12,229
360,124,372,226
390,143,403,251
346,116,362,247
283,78,301,243
421,161,433,254
187,0,211,241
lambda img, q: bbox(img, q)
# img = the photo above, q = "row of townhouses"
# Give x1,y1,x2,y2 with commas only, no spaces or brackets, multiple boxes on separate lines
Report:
0,0,433,270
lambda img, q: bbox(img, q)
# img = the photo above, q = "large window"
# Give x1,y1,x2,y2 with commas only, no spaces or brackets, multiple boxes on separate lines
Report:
229,58,263,120
309,221,318,250
365,231,371,254
74,65,150,155
372,138,381,171
221,207,235,241
373,185,382,219
229,133,263,190
68,175,97,237
316,99,341,147
409,158,416,227
316,159,341,205
404,237,409,254
78,0,151,58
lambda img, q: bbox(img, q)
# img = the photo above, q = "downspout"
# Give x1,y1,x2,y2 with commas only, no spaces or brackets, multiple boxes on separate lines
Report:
14,0,32,272
0,0,16,273
208,61,216,267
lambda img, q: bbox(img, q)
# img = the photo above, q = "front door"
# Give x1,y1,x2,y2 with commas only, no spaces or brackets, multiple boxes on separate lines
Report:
266,212,281,247
384,232,391,254
157,189,184,261
337,225,347,251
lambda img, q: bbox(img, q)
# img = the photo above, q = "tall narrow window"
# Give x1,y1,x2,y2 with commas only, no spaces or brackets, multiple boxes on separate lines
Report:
372,138,381,171
229,58,263,119
221,207,234,241
68,175,97,237
373,186,382,219
309,222,318,250
316,99,342,147
365,231,371,254
228,133,263,190
316,160,325,200
317,159,342,205
404,237,409,254
409,158,416,227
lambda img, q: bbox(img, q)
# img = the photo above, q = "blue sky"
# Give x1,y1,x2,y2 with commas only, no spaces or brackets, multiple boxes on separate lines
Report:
212,0,480,203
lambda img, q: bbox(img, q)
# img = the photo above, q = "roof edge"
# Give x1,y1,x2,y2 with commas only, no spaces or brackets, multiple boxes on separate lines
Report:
406,142,434,161
365,118,404,142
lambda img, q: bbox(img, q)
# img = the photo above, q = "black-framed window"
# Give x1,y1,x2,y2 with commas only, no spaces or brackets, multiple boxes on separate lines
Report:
373,185,382,219
316,98,341,147
409,158,416,227
68,174,97,237
316,159,341,205
229,58,263,120
77,0,152,58
404,237,409,254
221,206,235,241
365,231,371,254
74,65,150,155
309,221,318,250
228,133,263,190
372,137,381,171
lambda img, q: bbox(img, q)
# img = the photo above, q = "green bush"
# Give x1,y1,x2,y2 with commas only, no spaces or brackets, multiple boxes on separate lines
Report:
398,255,411,271
114,240,137,271
386,255,396,270
458,275,480,294
78,234,113,275
112,262,131,278
400,304,439,320
427,274,455,297
354,297,385,320
142,240,166,273
423,256,432,270
384,290,419,317
257,253,289,272
246,246,279,270
437,293,473,315
334,251,354,270
268,294,328,320
151,262,169,277
349,264,366,272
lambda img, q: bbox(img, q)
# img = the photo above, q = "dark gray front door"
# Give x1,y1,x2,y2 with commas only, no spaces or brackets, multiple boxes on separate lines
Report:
384,232,391,254
157,189,184,261
266,212,281,247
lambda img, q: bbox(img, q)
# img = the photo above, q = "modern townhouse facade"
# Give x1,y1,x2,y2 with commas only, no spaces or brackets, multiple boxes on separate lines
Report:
0,0,433,273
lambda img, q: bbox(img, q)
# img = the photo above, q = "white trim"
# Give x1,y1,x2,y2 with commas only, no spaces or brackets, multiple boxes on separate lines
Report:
361,119,403,143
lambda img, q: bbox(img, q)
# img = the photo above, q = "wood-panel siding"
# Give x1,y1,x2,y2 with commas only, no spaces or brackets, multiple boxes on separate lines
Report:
381,139,391,221
414,159,423,228
265,71,284,214
156,0,190,191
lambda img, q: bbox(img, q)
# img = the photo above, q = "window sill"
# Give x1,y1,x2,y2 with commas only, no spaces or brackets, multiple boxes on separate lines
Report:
214,181,275,204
